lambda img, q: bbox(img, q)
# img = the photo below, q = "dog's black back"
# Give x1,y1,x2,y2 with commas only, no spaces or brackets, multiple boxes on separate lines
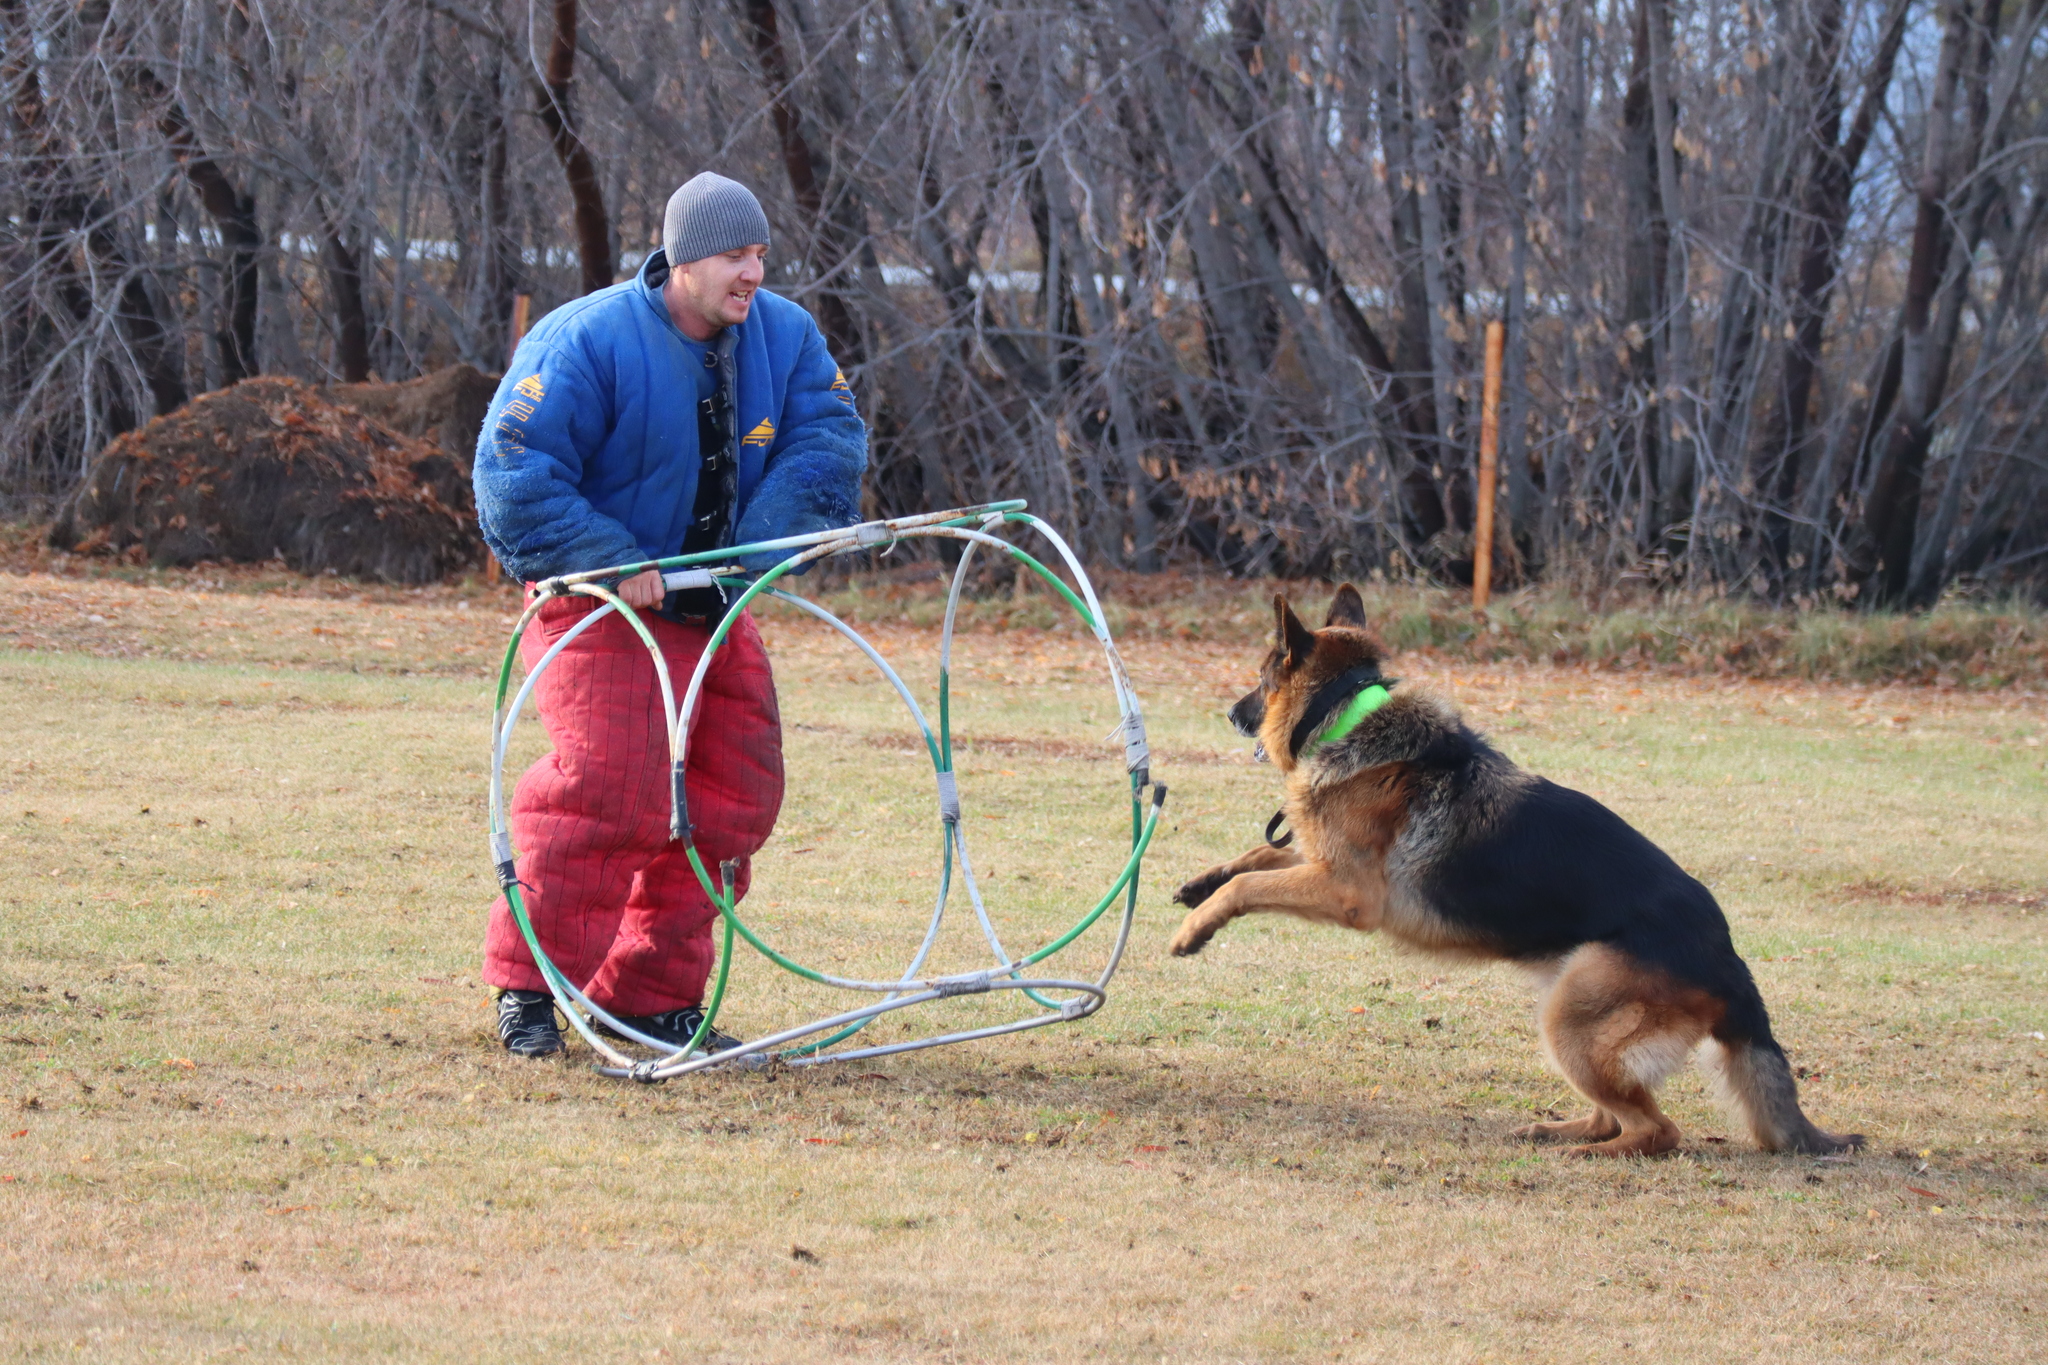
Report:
1412,761,1776,1048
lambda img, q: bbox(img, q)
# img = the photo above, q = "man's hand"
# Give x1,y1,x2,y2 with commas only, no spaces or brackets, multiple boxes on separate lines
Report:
618,569,666,609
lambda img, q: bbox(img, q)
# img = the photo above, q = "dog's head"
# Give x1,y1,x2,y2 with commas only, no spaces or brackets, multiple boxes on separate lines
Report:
1229,583,1388,769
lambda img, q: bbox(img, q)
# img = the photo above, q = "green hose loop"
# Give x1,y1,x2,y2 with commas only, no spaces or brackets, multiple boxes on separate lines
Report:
1000,544,1097,629
486,503,1161,1076
938,669,952,773
1020,793,1163,967
688,845,835,986
682,866,738,1058
492,624,524,716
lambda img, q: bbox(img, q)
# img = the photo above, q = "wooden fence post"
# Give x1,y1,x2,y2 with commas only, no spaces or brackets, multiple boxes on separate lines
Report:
509,293,533,364
1473,319,1505,611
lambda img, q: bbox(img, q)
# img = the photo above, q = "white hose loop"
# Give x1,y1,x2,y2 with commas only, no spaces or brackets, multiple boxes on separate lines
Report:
674,537,849,774
761,588,951,1006
486,502,1158,1078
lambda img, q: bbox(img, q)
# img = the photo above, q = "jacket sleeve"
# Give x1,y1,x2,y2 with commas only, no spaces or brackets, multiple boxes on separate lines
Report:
731,316,867,572
473,341,645,582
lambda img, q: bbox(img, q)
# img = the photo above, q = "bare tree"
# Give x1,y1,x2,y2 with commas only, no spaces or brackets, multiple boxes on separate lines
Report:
3,0,2044,604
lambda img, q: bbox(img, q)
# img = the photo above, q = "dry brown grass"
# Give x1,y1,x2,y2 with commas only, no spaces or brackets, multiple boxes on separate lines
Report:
3,568,2045,1362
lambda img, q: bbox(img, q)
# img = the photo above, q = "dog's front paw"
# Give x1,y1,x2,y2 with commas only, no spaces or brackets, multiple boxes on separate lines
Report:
1167,913,1218,957
1174,869,1230,908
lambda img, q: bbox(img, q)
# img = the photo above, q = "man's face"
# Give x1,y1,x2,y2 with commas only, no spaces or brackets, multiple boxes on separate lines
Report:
667,245,767,339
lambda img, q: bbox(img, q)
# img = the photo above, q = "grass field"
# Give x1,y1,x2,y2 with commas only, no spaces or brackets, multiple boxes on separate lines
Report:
3,568,2045,1362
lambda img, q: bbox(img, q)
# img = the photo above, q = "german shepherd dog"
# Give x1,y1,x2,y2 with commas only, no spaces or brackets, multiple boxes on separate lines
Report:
1170,586,1862,1158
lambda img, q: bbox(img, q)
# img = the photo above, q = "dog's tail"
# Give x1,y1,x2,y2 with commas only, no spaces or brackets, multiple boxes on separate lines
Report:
1699,1029,1864,1155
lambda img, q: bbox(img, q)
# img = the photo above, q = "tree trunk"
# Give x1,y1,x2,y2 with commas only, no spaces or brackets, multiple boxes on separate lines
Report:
1500,0,1536,571
1404,0,1459,491
1619,0,1666,550
739,0,865,367
1896,0,2046,604
1644,0,1695,551
1857,0,1988,605
477,55,518,361
323,222,373,383
113,269,187,418
1907,179,2048,602
1157,0,1448,545
146,77,260,386
1702,51,1791,510
7,3,186,420
1760,0,1910,582
535,0,614,296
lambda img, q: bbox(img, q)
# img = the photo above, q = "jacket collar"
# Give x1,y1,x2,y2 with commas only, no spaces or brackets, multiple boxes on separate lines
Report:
639,249,741,365
636,249,685,335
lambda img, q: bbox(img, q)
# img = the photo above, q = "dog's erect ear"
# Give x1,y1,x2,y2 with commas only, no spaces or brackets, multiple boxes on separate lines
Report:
1325,583,1368,629
1273,594,1317,668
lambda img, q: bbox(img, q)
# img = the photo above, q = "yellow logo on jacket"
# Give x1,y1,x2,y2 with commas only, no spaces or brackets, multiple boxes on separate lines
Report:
514,375,545,402
741,418,776,448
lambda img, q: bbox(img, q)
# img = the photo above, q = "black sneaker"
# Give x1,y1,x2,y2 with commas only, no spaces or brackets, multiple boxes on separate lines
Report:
496,989,564,1058
596,1006,742,1054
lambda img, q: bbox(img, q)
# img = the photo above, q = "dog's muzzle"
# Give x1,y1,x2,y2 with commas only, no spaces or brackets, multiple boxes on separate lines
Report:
1229,687,1268,761
1230,687,1268,762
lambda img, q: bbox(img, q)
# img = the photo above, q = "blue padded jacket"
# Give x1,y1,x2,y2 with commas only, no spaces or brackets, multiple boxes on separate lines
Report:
473,250,866,582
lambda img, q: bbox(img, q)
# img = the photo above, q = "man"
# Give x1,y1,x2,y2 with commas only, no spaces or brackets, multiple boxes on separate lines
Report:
474,172,865,1057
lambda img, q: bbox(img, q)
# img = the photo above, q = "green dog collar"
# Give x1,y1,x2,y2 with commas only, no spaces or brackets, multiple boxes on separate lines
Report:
1297,682,1393,757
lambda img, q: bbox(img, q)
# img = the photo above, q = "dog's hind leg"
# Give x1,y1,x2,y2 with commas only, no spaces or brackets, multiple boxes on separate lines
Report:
1174,842,1303,910
1524,945,1713,1158
1697,1036,1864,1154
1513,1109,1621,1144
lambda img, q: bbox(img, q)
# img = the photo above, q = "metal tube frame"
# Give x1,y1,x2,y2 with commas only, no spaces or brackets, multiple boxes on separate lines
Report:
486,501,1164,1080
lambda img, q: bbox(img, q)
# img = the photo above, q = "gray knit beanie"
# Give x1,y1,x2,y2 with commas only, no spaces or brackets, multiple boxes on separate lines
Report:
663,173,771,267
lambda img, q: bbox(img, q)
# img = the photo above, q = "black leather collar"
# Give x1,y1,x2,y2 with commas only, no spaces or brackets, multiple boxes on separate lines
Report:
1286,664,1390,759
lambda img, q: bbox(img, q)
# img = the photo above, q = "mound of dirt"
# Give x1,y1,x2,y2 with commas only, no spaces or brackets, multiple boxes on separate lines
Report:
329,363,497,465
49,376,480,584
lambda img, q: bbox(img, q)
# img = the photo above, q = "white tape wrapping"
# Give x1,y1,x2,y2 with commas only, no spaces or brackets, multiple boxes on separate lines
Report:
935,770,961,825
1115,713,1151,779
661,568,719,591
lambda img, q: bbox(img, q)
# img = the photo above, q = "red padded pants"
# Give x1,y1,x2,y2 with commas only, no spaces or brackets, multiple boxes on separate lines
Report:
482,593,784,1016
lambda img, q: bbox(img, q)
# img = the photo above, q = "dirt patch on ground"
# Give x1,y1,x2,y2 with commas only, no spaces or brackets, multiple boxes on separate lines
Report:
47,376,480,584
1838,878,2046,911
